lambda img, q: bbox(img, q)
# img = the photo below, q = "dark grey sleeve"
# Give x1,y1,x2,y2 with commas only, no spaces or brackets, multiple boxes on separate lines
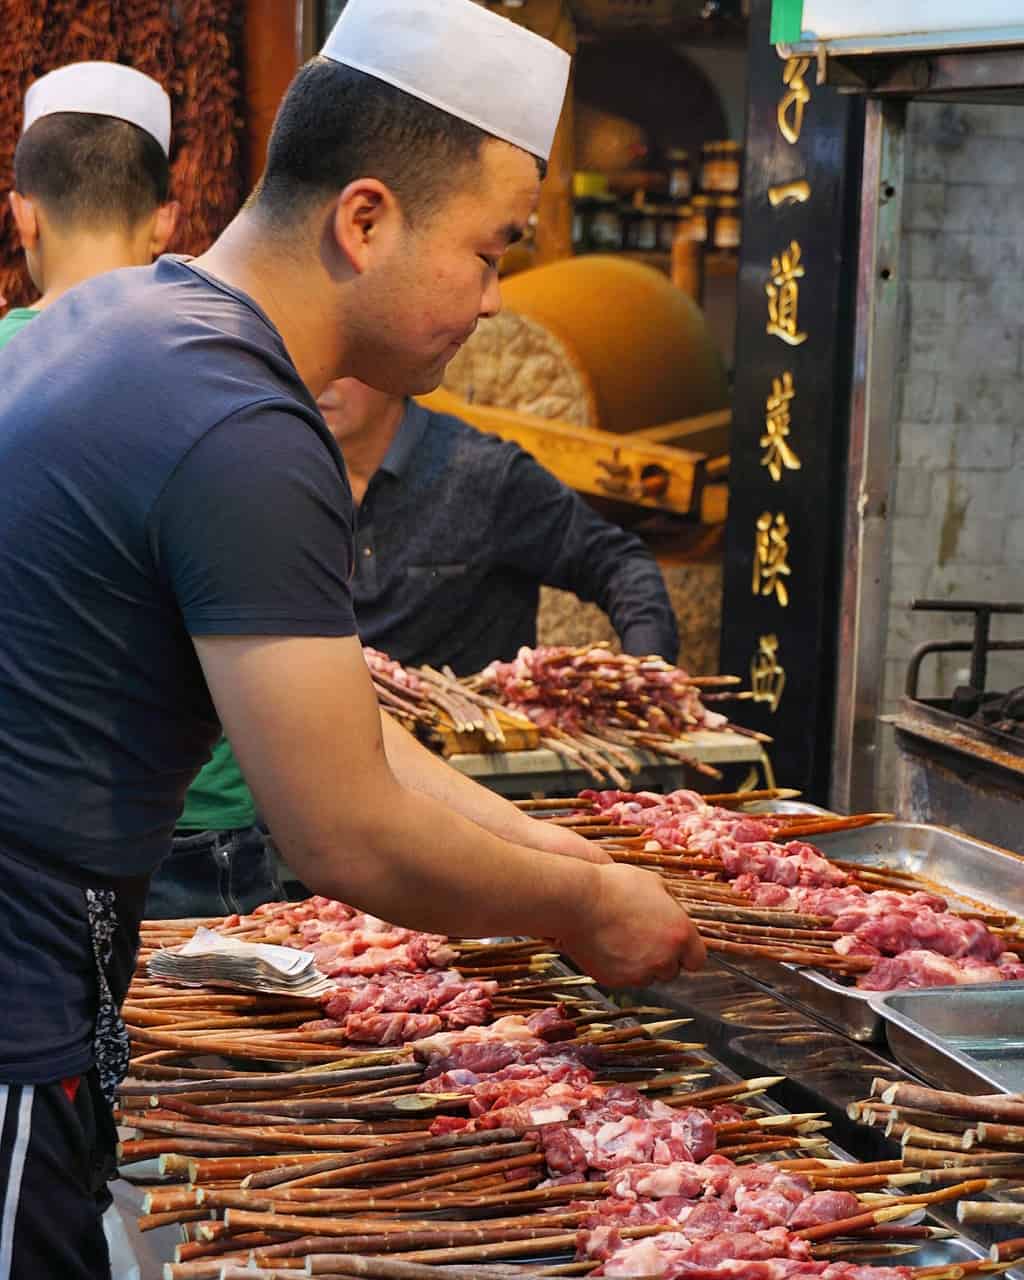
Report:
149,403,358,637
494,447,680,663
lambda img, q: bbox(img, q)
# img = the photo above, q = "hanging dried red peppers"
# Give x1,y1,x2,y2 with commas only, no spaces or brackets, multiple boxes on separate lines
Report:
167,0,243,256
0,1,45,310
0,0,244,313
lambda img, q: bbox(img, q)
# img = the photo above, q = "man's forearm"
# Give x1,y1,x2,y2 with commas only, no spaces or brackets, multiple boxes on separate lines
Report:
289,765,601,940
379,711,607,863
380,711,531,842
620,618,679,664
607,561,679,664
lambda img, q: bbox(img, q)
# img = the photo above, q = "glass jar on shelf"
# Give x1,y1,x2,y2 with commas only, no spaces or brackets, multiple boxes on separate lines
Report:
712,195,741,252
629,204,659,251
690,194,714,246
590,196,624,251
700,140,742,194
573,194,623,253
666,148,692,203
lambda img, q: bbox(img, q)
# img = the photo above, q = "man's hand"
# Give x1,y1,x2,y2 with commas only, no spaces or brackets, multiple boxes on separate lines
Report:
559,863,705,989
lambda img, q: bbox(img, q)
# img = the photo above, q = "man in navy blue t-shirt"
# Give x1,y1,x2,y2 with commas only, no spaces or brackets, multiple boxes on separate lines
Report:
0,3,701,1271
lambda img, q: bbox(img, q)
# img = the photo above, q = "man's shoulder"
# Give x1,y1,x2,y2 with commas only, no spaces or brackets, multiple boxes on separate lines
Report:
1,261,325,516
422,404,536,476
9,258,308,427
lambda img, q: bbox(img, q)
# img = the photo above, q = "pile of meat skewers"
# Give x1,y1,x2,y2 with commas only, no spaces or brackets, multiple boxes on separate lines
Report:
535,788,1024,994
465,643,760,784
472,644,730,737
365,642,764,784
577,1157,905,1279
120,896,1024,1279
364,646,527,746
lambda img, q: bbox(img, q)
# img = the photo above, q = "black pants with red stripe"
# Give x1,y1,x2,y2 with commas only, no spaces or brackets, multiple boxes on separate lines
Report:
0,1072,114,1278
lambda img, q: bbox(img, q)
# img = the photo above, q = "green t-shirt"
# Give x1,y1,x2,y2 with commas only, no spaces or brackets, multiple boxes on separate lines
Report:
179,736,255,831
0,304,253,834
0,303,255,834
0,307,39,349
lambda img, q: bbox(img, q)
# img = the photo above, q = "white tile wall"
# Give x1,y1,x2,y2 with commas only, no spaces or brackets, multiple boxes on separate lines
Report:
875,101,1024,808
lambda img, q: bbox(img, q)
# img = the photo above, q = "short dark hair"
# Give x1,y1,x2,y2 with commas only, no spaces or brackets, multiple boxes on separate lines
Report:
14,112,170,231
254,57,540,228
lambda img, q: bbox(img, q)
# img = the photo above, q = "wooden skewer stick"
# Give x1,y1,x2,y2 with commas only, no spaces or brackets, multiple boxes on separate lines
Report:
991,1236,1024,1262
665,1076,785,1108
701,787,802,807
238,1142,539,1198
919,1164,1024,1183
138,1209,212,1233
695,920,841,945
363,1221,690,1267
897,1124,978,1153
959,1202,1024,1224
513,797,593,812
777,1158,905,1178
244,1126,523,1191
792,1204,922,1242
780,813,894,838
902,1145,1024,1169
971,1120,1024,1149
119,1062,416,1098
242,1260,543,1279
853,1099,976,1135
919,1265,1019,1280
879,1082,1024,1126
859,1177,993,1208
174,1232,287,1265
703,936,873,971
812,1243,920,1260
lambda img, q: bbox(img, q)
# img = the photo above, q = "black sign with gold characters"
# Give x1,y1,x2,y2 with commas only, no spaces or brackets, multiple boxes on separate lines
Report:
719,0,864,798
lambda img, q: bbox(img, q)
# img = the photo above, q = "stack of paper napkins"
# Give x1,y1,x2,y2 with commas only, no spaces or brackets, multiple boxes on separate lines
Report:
148,927,333,997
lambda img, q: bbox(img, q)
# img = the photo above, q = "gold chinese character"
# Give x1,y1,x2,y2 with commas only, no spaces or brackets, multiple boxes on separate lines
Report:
752,511,791,607
768,179,811,207
778,56,811,144
751,633,786,712
766,241,808,347
761,372,802,482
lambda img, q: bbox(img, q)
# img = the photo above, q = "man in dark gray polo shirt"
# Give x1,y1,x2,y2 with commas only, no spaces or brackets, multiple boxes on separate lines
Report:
319,378,679,675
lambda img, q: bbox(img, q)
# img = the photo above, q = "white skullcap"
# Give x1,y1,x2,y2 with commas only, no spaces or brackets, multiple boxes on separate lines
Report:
23,62,172,156
321,0,570,162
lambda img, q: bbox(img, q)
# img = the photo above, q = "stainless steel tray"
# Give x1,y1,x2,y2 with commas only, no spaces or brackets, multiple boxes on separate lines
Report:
721,821,1024,1043
871,982,1024,1094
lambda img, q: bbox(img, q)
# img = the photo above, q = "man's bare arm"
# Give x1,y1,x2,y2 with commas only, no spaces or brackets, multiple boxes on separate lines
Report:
194,634,702,986
379,710,608,863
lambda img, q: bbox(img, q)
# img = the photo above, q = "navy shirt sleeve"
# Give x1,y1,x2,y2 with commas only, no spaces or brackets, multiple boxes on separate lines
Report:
491,447,680,663
149,403,358,637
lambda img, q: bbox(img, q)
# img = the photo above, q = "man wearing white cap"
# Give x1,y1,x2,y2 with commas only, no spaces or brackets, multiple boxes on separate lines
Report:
0,61,178,349
0,4,701,1270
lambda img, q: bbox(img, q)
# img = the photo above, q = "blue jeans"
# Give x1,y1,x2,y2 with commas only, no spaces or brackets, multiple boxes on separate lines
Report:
144,825,284,919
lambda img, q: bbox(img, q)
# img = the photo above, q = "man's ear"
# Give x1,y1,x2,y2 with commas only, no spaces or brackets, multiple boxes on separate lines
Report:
332,178,401,275
150,200,180,256
9,191,40,251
